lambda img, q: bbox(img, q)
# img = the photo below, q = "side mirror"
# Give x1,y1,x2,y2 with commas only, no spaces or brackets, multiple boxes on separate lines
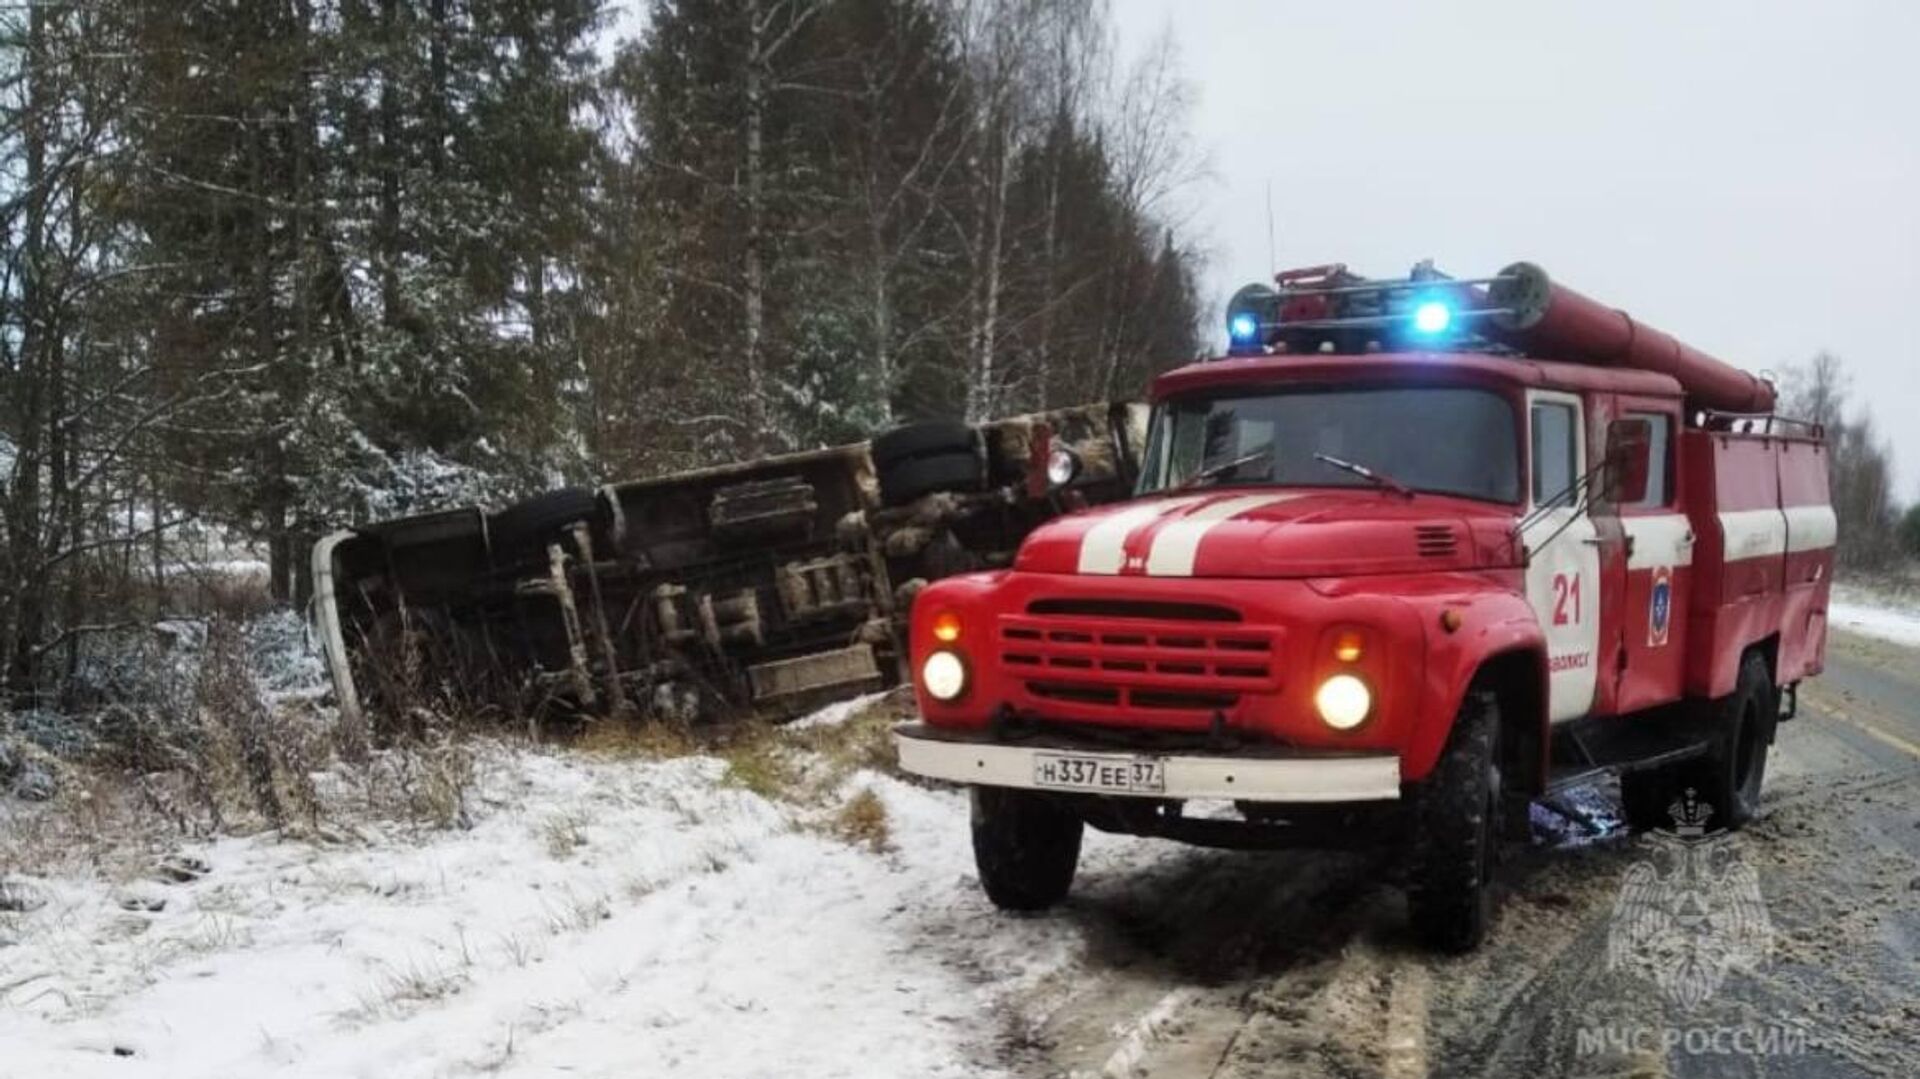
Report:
1604,418,1652,505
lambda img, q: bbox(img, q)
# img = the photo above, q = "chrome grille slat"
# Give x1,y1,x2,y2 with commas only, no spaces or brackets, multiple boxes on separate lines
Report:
999,605,1282,715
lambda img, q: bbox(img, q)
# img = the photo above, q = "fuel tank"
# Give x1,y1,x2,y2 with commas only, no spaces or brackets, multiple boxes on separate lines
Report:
1485,262,1775,414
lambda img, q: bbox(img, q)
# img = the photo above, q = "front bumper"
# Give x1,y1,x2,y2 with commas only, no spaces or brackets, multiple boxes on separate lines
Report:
894,722,1401,803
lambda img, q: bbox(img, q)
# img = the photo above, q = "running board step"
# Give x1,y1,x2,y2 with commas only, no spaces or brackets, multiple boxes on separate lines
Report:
1545,711,1719,794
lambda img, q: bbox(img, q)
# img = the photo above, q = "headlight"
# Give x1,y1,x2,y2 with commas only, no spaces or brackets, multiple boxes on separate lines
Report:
1045,447,1080,487
1314,674,1371,730
921,650,968,701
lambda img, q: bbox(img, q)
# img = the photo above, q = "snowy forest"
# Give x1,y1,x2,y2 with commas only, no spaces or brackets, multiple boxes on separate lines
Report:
0,0,1204,707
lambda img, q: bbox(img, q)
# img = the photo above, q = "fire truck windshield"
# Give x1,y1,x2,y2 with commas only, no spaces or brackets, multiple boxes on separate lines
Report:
1139,385,1520,502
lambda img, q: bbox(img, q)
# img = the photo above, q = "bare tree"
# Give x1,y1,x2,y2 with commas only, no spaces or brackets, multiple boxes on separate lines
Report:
954,0,1045,421
1778,352,1899,569
741,0,826,449
1776,350,1847,432
842,2,971,426
1091,23,1201,397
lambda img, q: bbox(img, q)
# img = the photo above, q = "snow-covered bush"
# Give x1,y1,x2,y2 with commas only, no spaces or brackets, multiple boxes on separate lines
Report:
0,731,62,802
245,608,330,706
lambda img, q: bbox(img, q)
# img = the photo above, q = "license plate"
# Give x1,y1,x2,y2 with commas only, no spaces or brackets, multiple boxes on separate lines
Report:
1032,752,1165,794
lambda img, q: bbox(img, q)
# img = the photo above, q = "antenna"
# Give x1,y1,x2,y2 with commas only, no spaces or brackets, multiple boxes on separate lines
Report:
1264,180,1276,275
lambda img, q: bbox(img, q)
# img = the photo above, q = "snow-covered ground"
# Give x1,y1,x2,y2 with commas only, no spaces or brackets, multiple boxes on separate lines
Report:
0,715,1147,1079
1828,586,1920,648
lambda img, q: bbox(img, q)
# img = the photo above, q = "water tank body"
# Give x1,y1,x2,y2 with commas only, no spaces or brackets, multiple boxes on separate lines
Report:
1485,262,1776,414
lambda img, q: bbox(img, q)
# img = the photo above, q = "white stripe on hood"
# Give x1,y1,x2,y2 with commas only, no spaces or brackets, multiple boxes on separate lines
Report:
1144,493,1302,576
1075,495,1208,575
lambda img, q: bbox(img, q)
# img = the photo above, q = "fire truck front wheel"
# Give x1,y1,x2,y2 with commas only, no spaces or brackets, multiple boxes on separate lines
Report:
1405,689,1502,953
970,787,1083,912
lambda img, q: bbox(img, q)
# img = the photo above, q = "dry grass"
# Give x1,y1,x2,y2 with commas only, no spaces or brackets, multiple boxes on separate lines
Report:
788,699,904,777
697,690,913,855
342,957,472,1024
543,887,612,934
541,810,590,859
708,690,909,809
831,789,891,853
0,611,502,882
716,726,802,801
571,716,696,759
1,628,910,888
351,737,478,833
789,690,912,778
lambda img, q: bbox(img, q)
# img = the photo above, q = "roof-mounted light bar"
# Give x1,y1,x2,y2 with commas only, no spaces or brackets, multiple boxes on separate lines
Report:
1262,274,1514,299
1220,260,1778,414
1239,305,1518,334
1224,263,1521,355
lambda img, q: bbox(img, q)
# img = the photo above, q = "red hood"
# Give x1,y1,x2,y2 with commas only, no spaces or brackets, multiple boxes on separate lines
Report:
1014,488,1517,579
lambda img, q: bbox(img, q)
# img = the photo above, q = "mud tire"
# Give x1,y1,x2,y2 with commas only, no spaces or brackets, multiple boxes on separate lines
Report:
490,487,599,559
872,420,975,470
879,452,983,507
1406,689,1502,953
1621,651,1774,833
971,787,1083,912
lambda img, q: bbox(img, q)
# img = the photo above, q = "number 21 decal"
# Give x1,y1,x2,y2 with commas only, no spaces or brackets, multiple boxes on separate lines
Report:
1552,572,1583,625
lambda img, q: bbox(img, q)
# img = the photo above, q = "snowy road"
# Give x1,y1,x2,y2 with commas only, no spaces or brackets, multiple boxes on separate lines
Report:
1011,628,1920,1079
4,631,1918,1078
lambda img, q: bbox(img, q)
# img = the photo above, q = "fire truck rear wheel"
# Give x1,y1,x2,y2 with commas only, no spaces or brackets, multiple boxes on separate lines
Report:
1703,650,1776,829
1621,650,1774,833
1405,689,1502,953
970,786,1083,912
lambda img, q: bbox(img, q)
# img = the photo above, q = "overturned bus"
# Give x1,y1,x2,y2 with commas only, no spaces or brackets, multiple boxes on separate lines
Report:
310,404,1146,731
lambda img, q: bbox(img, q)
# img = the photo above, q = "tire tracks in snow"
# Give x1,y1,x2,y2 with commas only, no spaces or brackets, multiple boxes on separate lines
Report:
986,632,1920,1078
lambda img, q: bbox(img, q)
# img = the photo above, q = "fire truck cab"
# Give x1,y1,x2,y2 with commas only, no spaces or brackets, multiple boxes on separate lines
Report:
894,261,1835,951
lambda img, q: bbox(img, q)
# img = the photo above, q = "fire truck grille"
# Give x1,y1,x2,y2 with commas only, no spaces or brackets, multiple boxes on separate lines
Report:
1000,608,1279,713
1025,598,1240,622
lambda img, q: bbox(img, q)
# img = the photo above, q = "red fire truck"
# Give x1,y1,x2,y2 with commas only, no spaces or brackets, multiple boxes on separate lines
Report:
894,261,1835,950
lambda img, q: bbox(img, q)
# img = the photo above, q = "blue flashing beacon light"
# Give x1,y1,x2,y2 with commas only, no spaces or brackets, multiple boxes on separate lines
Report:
1228,312,1260,345
1412,299,1453,335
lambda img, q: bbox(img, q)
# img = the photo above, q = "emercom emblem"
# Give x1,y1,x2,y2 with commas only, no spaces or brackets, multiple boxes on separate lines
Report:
1606,788,1774,1007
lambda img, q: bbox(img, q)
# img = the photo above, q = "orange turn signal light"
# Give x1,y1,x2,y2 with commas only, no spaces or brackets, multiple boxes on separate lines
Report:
1333,631,1364,663
1440,609,1463,634
931,611,963,643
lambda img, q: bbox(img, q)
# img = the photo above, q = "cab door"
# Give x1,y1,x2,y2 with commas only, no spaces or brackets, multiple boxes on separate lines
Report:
1612,399,1691,712
1524,391,1602,723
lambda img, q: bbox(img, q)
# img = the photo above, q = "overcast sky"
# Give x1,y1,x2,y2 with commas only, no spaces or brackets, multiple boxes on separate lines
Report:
1110,0,1920,489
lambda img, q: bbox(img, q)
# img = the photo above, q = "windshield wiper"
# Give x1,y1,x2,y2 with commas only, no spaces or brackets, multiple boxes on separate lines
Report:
1178,446,1273,490
1313,452,1415,500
